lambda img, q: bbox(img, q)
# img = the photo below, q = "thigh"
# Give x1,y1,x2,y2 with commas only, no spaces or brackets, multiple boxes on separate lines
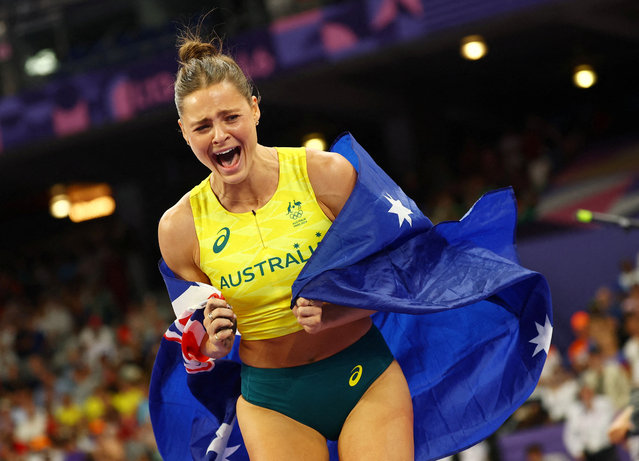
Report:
338,360,414,461
236,395,329,461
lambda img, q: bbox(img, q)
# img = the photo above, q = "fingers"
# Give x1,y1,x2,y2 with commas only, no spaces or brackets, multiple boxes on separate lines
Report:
296,297,313,307
293,298,324,334
204,297,237,340
200,297,236,358
212,326,235,345
294,298,323,316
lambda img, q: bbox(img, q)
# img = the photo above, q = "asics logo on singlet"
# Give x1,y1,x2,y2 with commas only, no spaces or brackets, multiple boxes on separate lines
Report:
349,365,363,387
213,227,230,253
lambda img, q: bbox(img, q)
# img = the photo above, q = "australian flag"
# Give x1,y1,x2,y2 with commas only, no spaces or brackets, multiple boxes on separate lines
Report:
149,133,553,460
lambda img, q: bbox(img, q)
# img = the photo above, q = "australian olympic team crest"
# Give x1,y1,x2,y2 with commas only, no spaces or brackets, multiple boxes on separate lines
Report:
287,199,307,227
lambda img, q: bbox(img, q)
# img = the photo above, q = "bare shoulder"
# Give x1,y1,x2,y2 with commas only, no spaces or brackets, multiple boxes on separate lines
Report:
305,148,357,220
158,192,209,283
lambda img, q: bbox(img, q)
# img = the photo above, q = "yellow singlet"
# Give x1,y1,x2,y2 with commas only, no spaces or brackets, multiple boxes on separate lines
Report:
190,147,333,340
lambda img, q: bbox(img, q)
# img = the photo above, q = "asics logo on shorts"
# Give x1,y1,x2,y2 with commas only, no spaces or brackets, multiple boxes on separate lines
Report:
349,365,363,387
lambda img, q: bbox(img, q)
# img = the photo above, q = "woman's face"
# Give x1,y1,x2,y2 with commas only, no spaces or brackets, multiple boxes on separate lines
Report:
179,80,260,185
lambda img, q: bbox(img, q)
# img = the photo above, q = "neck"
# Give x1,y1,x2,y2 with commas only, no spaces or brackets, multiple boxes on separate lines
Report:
212,145,279,213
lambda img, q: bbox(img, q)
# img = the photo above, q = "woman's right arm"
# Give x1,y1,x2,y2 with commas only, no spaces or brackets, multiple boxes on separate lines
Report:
158,193,236,358
158,193,209,284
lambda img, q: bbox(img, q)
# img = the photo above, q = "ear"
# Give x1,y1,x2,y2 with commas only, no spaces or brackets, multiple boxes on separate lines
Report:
251,96,261,125
178,119,189,145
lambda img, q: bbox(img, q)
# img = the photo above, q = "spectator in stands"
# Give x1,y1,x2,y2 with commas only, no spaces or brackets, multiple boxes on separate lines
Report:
93,420,126,461
619,257,639,293
614,305,639,460
609,402,639,461
587,284,629,366
54,393,84,429
623,310,639,387
563,381,619,460
35,292,74,344
568,310,591,373
0,398,15,459
78,314,116,369
581,336,631,411
623,285,639,317
536,346,580,422
0,323,17,386
13,315,46,361
11,389,49,455
589,286,623,330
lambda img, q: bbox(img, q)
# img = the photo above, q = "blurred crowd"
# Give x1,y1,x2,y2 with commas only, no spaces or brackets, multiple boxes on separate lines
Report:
0,220,170,460
499,252,639,461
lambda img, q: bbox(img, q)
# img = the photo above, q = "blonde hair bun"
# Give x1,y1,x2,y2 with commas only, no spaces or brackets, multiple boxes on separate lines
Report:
178,39,220,65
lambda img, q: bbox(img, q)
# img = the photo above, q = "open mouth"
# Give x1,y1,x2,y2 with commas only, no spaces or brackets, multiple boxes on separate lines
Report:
213,146,241,168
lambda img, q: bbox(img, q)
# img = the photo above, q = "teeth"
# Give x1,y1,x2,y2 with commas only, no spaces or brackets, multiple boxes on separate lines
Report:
216,147,235,156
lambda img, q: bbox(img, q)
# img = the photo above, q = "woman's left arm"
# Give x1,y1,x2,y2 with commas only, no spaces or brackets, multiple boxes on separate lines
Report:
305,147,356,220
294,149,375,334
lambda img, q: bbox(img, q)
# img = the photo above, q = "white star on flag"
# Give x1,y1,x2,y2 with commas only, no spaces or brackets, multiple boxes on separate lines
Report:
218,445,240,461
384,193,413,227
529,315,553,357
207,420,241,461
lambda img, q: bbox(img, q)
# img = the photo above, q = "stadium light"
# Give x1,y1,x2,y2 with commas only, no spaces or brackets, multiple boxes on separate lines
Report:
572,64,597,89
49,184,71,219
69,196,116,223
49,183,116,222
24,48,59,76
302,133,327,151
460,35,488,61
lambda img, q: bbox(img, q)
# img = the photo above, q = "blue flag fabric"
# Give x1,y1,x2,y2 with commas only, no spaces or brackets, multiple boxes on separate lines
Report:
149,133,553,460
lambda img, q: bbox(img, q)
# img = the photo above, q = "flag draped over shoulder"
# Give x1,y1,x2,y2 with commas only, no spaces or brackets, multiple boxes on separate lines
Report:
293,133,553,459
149,133,553,461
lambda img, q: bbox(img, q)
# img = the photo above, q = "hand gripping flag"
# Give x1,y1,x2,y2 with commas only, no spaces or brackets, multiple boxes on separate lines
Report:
149,132,553,460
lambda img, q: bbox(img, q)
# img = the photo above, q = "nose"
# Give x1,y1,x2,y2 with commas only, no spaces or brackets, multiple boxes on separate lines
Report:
212,125,228,145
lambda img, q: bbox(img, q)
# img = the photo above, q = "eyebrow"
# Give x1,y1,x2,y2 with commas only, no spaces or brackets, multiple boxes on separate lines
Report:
191,109,240,125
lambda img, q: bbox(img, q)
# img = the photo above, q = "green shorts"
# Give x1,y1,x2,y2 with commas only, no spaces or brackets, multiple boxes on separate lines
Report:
240,324,394,440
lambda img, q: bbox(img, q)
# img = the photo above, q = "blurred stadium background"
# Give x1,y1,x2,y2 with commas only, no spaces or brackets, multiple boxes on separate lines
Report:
1,0,639,459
